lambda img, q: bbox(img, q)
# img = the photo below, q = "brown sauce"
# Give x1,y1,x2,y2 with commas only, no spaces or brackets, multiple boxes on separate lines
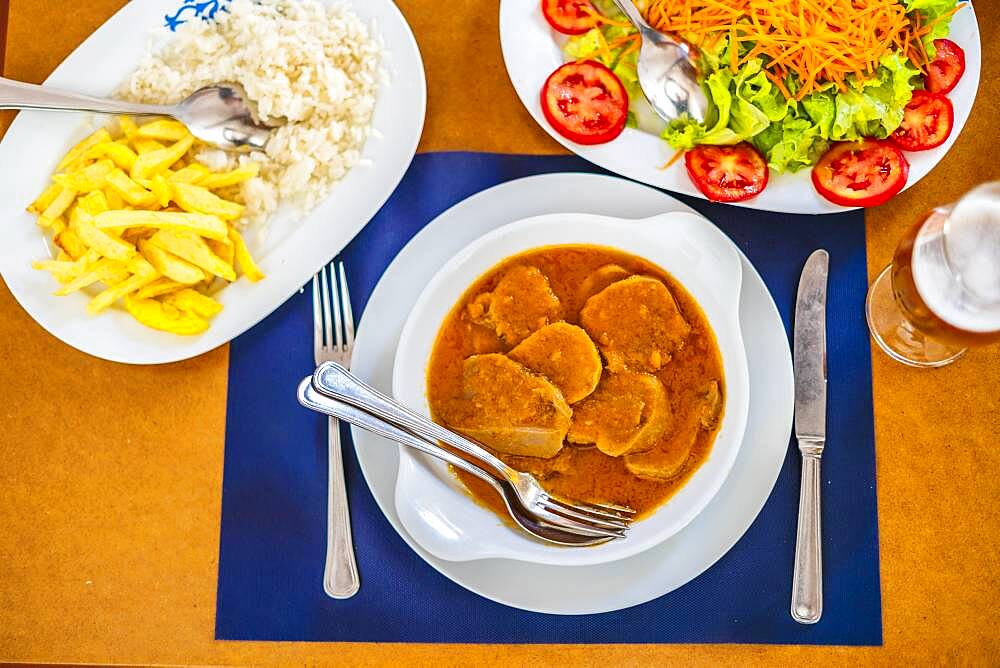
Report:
426,245,725,520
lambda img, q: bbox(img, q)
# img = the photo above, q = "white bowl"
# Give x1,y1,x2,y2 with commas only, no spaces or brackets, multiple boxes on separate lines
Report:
391,211,751,566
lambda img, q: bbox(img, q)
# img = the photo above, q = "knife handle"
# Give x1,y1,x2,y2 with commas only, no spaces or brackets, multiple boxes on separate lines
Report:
791,452,823,624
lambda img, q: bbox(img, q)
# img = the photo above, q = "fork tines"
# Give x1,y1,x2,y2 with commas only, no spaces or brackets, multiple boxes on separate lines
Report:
312,260,354,365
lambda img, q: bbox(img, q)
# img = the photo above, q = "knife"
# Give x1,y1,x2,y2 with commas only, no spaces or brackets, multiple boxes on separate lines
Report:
791,248,829,625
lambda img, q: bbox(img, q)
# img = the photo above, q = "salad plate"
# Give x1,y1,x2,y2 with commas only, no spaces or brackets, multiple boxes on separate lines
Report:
0,0,425,364
349,172,794,613
499,0,981,214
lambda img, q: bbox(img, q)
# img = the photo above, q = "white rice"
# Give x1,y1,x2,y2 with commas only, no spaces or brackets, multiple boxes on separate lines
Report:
124,0,381,223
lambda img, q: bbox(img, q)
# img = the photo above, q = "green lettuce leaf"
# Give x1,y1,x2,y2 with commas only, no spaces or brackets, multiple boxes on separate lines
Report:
904,0,963,58
563,28,604,63
661,118,706,149
801,91,836,139
730,58,789,137
612,46,642,101
697,34,732,74
752,112,828,173
650,16,925,170
830,52,920,140
563,24,642,101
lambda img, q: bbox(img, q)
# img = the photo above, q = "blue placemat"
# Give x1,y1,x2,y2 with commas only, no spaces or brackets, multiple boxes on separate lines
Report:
216,152,881,644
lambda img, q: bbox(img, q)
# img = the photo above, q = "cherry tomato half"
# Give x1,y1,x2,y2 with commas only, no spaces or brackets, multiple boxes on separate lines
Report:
926,38,966,95
890,90,954,152
683,143,769,202
812,140,909,207
541,0,598,35
541,60,628,145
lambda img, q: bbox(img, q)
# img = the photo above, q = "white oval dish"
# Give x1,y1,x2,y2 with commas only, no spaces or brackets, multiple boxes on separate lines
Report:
498,0,981,214
0,0,425,365
391,211,751,566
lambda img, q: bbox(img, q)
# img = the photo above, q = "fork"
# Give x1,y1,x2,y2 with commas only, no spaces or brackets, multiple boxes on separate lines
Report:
298,380,629,545
312,261,360,599
308,362,635,543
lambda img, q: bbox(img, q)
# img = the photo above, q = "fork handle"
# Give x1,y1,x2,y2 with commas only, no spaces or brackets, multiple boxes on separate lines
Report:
312,362,516,482
324,416,360,599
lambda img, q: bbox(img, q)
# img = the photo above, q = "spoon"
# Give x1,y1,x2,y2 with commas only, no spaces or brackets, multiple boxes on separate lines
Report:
297,379,620,547
608,0,708,123
0,77,274,151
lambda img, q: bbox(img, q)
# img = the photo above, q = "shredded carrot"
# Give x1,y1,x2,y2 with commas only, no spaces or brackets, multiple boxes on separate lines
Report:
618,35,642,59
580,5,635,30
659,147,686,169
641,0,964,99
593,23,613,63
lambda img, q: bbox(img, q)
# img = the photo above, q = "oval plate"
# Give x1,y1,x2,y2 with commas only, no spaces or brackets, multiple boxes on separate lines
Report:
0,0,425,364
499,0,981,214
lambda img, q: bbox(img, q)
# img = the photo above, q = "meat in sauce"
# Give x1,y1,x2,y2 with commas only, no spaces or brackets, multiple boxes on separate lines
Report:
426,245,725,520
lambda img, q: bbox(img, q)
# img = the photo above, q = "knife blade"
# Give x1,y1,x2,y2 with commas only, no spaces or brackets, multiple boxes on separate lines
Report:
793,249,829,450
791,248,829,625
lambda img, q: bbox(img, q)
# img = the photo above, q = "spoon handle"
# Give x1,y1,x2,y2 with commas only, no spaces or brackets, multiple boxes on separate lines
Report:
609,0,654,32
312,361,517,482
297,378,503,489
0,76,174,117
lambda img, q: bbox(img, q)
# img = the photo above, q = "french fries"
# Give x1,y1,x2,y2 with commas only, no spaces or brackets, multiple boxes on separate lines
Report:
27,117,265,336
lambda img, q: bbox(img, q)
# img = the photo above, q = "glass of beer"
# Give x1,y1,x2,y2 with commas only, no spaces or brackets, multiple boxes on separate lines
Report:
866,181,1000,367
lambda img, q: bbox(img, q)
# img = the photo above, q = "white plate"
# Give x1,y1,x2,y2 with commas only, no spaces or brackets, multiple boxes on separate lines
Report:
350,172,793,613
391,211,750,566
0,0,425,365
498,0,981,214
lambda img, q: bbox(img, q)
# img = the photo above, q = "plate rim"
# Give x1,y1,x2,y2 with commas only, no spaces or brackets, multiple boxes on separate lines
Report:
0,0,426,365
497,0,982,215
349,170,794,614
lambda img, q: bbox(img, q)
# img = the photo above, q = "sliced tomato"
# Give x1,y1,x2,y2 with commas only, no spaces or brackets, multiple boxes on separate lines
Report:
926,38,965,95
541,60,628,145
890,90,954,151
541,0,598,35
812,140,909,207
683,143,768,202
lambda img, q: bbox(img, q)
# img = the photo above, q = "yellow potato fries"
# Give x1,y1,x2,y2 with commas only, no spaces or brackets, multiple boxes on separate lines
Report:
171,182,245,220
105,168,156,207
131,134,193,180
138,239,206,285
149,229,237,282
229,228,266,283
123,294,211,335
70,209,137,262
27,117,265,336
135,119,190,142
95,210,229,241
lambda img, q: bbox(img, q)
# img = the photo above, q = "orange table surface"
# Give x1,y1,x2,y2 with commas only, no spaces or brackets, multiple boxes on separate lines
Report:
1,1,998,665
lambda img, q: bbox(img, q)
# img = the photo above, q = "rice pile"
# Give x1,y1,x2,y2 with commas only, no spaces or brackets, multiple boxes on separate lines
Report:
124,0,381,223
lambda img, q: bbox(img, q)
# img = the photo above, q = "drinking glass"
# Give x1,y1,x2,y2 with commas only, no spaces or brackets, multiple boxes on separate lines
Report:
866,181,1000,367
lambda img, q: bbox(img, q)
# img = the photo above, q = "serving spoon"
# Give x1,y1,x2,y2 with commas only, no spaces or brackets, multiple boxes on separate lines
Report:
300,362,637,546
0,76,273,151
608,0,708,123
297,379,624,547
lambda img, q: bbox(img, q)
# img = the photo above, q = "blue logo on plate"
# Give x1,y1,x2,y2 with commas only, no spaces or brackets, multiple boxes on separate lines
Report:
164,0,231,31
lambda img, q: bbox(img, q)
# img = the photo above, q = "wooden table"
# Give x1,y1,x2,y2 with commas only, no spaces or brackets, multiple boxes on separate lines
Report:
1,1,998,664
